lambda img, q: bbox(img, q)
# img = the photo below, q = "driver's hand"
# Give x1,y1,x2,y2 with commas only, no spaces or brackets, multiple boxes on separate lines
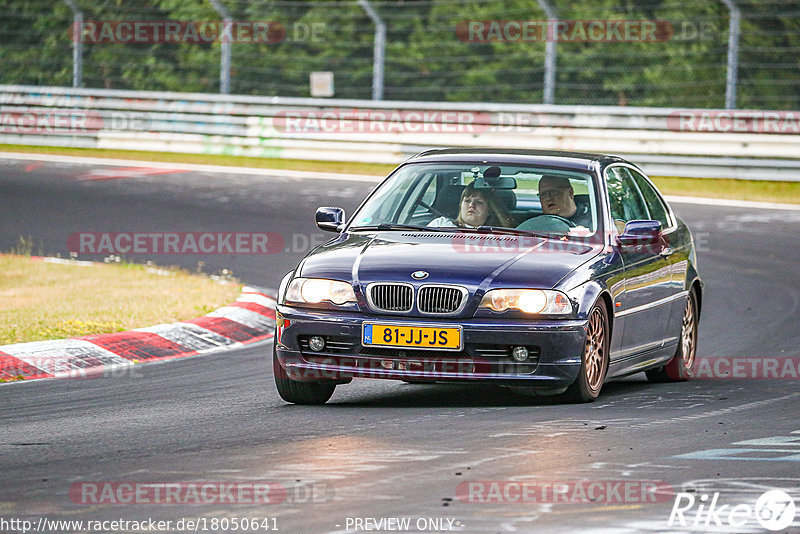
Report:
567,225,591,236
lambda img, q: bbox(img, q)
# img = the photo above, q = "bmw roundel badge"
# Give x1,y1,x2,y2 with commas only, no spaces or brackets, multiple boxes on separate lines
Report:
411,270,429,280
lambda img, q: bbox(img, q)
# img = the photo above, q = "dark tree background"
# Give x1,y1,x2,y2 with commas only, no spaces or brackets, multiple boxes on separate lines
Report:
1,0,798,109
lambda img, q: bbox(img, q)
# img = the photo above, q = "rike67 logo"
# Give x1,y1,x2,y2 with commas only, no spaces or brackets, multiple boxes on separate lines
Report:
668,489,796,531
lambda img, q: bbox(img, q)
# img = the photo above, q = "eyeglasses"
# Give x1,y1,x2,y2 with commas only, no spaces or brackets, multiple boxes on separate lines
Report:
538,187,569,200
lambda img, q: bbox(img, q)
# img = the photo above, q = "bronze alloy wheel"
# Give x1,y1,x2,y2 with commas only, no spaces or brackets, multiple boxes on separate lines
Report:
564,302,609,402
584,307,607,392
646,290,699,383
679,295,697,372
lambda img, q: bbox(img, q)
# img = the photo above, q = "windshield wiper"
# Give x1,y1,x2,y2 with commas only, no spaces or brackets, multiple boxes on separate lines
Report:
350,223,553,239
470,226,552,239
350,223,454,232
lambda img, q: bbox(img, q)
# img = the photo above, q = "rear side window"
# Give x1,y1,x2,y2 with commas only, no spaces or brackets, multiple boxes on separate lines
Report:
628,168,671,229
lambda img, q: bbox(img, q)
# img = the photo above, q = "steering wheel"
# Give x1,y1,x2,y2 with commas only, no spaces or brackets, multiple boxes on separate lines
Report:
536,214,577,227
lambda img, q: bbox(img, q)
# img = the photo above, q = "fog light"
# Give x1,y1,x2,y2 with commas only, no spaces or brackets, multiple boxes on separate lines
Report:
511,346,529,362
308,336,325,352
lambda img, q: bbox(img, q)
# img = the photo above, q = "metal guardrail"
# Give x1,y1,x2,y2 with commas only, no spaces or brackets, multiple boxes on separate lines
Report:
1,85,799,180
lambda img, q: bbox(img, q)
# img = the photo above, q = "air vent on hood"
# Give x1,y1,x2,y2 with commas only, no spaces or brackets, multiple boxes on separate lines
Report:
400,233,523,241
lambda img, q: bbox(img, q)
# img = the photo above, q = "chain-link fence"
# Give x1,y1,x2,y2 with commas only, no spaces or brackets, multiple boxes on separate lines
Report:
1,0,798,110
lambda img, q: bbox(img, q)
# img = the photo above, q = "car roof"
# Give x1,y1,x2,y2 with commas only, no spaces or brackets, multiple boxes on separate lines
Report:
405,148,630,172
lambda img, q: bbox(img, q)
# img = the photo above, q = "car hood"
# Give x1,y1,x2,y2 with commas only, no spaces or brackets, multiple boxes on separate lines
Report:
298,231,601,291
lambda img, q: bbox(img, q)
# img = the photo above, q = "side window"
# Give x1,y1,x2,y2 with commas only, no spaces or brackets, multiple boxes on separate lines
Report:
606,168,626,223
606,167,648,222
629,168,671,229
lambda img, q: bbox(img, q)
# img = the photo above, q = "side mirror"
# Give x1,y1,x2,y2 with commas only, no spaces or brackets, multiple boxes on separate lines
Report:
617,220,662,246
316,207,345,232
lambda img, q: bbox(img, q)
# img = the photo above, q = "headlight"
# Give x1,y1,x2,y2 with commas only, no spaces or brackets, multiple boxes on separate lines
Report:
479,289,571,314
284,278,356,305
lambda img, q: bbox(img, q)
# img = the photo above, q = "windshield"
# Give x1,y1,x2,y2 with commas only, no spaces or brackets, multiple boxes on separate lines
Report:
348,162,599,237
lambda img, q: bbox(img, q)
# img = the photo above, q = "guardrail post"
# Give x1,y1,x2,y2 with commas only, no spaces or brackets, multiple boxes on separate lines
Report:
536,0,557,104
62,0,83,88
721,0,740,109
358,0,385,100
208,0,232,94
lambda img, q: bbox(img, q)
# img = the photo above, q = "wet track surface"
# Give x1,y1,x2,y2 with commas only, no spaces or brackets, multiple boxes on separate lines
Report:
1,156,800,533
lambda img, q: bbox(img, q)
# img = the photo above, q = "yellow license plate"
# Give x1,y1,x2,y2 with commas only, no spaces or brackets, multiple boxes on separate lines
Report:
362,323,462,351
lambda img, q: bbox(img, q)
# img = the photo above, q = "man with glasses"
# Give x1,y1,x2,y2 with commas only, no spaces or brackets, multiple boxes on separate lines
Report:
537,174,592,229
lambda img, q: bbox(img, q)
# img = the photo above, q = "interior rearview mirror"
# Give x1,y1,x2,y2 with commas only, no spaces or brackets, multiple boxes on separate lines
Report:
472,176,517,189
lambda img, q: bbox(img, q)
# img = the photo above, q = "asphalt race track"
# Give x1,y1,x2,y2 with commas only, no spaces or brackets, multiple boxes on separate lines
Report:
1,156,800,533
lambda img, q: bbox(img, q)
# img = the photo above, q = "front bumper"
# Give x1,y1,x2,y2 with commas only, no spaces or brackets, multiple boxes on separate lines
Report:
274,305,588,389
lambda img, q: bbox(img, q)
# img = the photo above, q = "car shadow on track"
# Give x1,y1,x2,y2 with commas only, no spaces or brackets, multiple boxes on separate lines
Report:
322,375,660,408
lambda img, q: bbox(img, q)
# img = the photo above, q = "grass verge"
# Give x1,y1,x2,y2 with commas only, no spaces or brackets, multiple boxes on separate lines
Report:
650,176,800,205
0,255,242,345
2,144,799,204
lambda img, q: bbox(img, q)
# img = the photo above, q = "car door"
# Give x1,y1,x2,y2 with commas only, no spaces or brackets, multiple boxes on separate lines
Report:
626,167,687,345
606,166,674,361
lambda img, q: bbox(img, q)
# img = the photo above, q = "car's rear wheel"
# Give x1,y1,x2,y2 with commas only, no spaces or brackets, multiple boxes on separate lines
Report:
563,302,609,403
273,344,336,405
646,290,698,382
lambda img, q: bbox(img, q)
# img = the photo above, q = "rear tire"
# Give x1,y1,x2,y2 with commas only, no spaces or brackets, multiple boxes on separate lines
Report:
273,344,335,405
563,302,609,403
646,290,698,383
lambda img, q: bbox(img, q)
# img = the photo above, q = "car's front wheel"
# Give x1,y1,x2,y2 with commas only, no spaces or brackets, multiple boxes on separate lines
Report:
273,344,336,405
563,302,609,403
646,290,698,382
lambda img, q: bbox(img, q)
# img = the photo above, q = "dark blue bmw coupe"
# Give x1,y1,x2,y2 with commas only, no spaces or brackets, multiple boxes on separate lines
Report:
273,149,702,404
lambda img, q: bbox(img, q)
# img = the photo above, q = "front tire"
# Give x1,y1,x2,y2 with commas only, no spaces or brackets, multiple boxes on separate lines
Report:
273,344,335,405
563,302,609,403
646,290,698,382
